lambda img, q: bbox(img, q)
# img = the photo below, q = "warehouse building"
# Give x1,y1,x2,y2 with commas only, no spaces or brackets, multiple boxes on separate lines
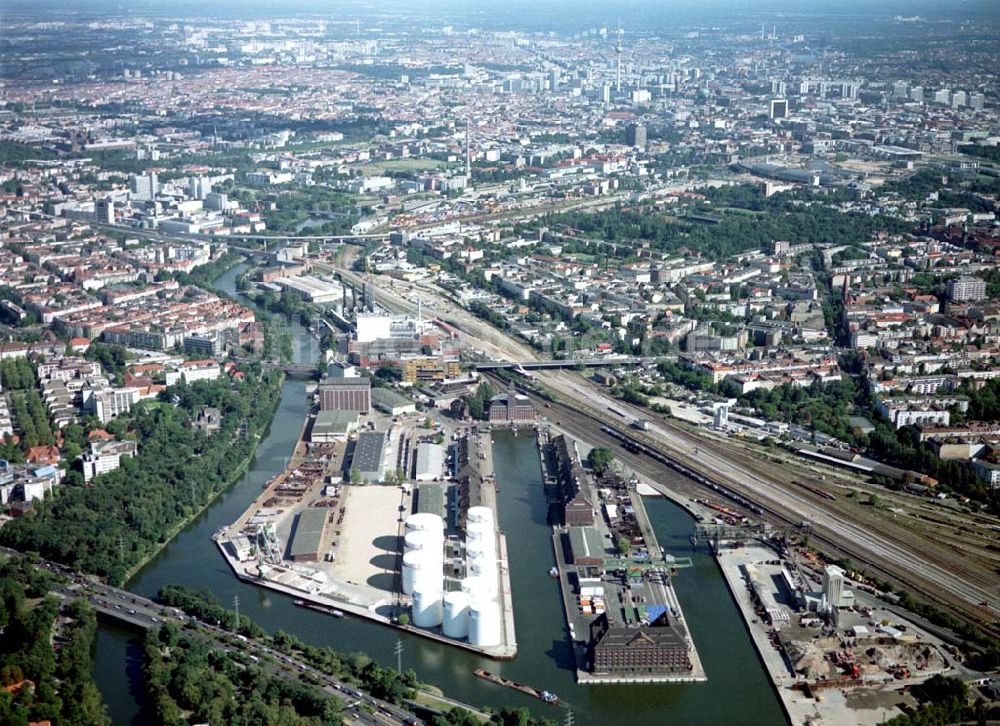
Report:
371,387,417,416
565,525,607,573
414,442,445,481
318,377,371,414
351,430,388,483
589,609,692,676
287,507,330,562
309,410,360,443
488,383,536,425
274,275,343,304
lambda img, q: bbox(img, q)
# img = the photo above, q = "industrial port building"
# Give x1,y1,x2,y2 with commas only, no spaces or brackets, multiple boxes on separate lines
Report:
288,507,330,562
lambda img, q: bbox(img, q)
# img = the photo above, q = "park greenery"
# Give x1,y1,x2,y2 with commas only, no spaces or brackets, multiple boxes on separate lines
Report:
159,586,419,705
84,340,131,381
8,388,55,449
0,558,109,725
739,379,861,443
530,184,911,262
143,626,342,725
0,371,284,584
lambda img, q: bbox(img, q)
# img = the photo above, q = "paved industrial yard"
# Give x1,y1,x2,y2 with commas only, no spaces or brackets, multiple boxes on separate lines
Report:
330,484,407,596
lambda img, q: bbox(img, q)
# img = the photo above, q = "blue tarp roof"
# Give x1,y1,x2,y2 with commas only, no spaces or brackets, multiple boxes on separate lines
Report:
645,604,668,624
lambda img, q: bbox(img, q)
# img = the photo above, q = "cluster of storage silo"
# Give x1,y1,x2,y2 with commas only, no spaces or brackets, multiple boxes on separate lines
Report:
401,508,503,648
459,506,502,647
403,513,445,628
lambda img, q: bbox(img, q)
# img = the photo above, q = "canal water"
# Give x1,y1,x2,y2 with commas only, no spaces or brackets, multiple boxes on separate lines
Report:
92,263,784,725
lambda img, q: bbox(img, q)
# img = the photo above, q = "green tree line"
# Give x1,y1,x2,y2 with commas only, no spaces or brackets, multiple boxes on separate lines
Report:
0,359,37,391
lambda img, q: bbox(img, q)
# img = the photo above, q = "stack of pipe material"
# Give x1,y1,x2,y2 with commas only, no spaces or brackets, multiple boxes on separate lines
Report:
412,586,443,628
442,590,471,639
468,598,502,647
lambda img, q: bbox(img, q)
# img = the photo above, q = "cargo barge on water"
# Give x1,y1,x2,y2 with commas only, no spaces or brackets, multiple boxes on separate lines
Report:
473,669,559,704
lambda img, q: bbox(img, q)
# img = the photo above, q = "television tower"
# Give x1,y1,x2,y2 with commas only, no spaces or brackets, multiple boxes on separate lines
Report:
465,116,472,180
615,20,624,94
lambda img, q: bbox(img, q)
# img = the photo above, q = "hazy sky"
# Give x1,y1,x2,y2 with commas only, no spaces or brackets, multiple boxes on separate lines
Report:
9,0,1000,20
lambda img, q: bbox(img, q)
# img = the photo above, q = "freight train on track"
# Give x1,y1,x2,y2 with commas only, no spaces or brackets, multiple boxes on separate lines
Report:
600,425,766,517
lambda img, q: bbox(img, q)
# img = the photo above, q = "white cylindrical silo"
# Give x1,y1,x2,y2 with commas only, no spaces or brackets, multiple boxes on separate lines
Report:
466,535,495,557
467,557,496,579
468,598,502,647
460,574,497,600
401,549,425,595
442,591,471,639
466,519,492,539
405,512,444,535
466,506,493,526
404,550,442,591
405,529,443,555
412,587,443,628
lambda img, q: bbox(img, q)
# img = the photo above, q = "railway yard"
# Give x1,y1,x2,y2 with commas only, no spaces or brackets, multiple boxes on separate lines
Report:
346,267,1000,644
536,377,1000,642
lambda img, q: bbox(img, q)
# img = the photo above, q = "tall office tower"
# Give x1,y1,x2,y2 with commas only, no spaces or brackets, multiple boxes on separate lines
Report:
933,88,951,104
129,171,159,200
95,198,114,225
909,86,924,103
191,176,211,200
601,83,611,104
771,80,786,96
841,83,857,99
891,81,909,98
769,98,789,119
798,80,810,95
549,69,560,91
625,123,647,148
969,92,985,111
951,90,967,107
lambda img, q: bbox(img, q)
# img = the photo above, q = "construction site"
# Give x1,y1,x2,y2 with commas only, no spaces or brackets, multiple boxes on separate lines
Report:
707,526,979,725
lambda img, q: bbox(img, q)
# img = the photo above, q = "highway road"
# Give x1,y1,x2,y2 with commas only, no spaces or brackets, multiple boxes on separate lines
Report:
3,547,433,726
